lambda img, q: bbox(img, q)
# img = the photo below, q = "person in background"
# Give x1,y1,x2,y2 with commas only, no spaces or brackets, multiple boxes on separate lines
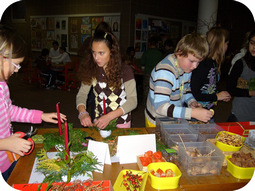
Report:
227,29,255,122
163,39,175,58
191,27,231,113
35,48,57,89
77,21,113,122
124,46,143,103
51,46,71,65
125,46,142,74
145,33,213,127
0,25,66,181
76,31,137,129
140,36,163,104
49,40,60,58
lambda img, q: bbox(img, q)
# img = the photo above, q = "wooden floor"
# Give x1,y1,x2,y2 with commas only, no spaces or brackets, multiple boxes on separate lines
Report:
8,72,231,133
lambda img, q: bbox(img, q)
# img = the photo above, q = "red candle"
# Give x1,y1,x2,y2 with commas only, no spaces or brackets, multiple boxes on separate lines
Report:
103,97,106,115
64,121,69,159
56,103,63,135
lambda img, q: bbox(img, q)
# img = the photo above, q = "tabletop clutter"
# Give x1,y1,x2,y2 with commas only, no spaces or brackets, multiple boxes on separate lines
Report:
11,116,255,191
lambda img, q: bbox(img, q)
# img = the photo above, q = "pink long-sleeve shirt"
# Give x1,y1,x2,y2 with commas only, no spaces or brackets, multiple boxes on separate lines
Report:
0,81,43,173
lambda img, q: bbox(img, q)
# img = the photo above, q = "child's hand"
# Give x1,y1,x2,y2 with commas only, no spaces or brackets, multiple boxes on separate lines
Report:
1,134,32,156
217,91,231,101
191,107,213,123
190,101,202,108
249,90,255,96
41,112,67,124
79,113,93,127
94,115,111,130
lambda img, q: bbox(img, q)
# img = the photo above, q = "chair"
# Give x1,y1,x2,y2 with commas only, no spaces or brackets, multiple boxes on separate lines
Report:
22,59,44,87
59,62,80,90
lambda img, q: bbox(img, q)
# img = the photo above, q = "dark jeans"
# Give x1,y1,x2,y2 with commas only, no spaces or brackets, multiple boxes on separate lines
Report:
1,161,17,182
41,70,57,87
227,113,238,122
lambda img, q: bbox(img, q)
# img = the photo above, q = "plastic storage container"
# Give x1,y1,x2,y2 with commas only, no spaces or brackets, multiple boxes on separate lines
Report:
190,123,225,139
246,130,255,149
147,162,182,190
226,156,255,179
113,169,148,191
156,117,188,132
179,142,225,176
160,124,205,147
215,131,245,152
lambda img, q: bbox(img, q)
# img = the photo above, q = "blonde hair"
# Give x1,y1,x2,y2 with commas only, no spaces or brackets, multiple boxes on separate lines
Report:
0,25,26,80
0,25,26,59
206,27,229,72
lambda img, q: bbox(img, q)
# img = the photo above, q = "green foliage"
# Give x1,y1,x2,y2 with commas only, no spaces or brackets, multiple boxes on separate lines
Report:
42,123,88,152
156,140,168,152
88,118,118,131
103,118,117,131
36,147,101,190
248,78,255,90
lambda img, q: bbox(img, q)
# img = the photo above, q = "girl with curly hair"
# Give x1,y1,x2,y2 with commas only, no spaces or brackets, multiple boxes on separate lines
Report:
76,31,137,129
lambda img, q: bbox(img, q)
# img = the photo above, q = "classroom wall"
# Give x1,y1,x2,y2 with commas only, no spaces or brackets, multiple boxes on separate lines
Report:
1,0,199,58
1,0,254,59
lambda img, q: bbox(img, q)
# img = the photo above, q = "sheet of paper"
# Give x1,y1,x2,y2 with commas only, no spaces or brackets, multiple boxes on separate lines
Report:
117,134,156,164
29,152,92,183
87,140,111,172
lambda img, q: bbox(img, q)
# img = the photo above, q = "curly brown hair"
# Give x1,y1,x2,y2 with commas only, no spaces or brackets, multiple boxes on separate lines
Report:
77,31,122,89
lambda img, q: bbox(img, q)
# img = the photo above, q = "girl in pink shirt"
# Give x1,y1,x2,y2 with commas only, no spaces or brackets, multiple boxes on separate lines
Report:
0,25,67,181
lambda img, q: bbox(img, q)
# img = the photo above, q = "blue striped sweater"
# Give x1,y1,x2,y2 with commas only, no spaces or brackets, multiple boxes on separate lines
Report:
145,54,196,125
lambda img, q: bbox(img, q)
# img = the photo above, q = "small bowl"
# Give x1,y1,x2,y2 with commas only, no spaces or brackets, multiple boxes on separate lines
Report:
147,162,181,190
99,130,112,138
215,131,245,152
226,156,255,179
113,169,148,191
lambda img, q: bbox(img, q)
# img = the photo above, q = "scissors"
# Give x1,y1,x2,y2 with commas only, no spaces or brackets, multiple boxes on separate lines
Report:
15,126,37,155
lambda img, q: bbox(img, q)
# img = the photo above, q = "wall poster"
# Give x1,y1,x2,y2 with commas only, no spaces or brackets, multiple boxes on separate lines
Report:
31,16,68,51
30,14,120,54
134,14,195,59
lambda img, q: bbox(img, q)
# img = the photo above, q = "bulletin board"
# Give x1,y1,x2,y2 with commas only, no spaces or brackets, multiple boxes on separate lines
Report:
134,14,195,58
30,14,120,54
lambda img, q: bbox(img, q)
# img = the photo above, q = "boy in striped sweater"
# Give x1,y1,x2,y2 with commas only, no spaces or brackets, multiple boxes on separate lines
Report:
145,33,214,127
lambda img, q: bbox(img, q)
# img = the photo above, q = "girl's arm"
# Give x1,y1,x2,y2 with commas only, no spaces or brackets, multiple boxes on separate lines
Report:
9,105,66,124
76,83,93,127
119,79,138,113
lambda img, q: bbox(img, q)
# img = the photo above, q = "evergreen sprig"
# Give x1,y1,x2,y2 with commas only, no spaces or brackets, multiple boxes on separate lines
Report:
103,118,117,131
42,123,88,152
36,146,101,191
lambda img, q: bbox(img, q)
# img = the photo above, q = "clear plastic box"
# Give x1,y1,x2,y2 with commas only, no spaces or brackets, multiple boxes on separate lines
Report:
246,130,255,149
160,124,205,147
189,123,225,139
178,142,224,176
156,117,188,132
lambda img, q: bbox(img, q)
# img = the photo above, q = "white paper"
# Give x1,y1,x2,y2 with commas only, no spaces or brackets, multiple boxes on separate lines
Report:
87,140,111,173
117,134,156,164
29,152,92,183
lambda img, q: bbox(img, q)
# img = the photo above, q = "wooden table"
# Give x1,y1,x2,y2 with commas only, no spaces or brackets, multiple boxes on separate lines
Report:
7,128,252,190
